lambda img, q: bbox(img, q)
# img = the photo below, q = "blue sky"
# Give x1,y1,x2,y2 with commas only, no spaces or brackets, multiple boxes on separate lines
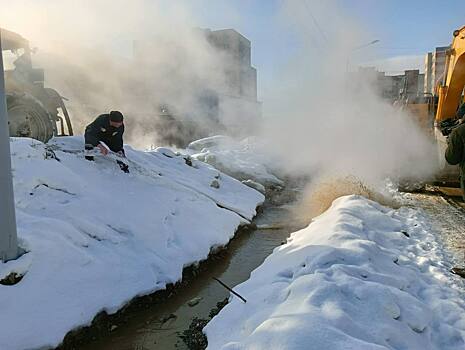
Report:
338,0,463,54
2,0,463,99
183,0,463,82
337,0,463,65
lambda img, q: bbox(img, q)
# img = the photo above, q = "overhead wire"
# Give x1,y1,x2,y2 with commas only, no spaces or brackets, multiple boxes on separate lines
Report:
278,0,322,49
302,0,329,45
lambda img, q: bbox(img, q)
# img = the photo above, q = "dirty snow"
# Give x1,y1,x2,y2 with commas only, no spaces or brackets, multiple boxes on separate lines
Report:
187,135,284,188
0,136,264,350
205,195,465,350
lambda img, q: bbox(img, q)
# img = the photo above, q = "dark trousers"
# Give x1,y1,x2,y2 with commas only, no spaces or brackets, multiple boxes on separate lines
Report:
85,144,94,161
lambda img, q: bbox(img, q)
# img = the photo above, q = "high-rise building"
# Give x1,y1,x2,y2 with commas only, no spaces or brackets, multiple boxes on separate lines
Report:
424,52,433,94
199,28,261,135
203,29,257,101
132,28,261,142
424,46,449,94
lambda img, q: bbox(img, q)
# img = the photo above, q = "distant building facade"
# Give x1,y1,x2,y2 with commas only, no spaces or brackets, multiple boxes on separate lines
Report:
401,69,424,98
424,46,449,94
352,67,425,102
424,52,433,94
133,28,261,140
383,74,405,100
351,46,449,104
203,29,257,101
201,28,261,134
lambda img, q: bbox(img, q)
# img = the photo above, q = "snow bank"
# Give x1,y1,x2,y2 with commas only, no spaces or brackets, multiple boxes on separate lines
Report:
205,195,465,350
187,135,284,188
0,136,264,350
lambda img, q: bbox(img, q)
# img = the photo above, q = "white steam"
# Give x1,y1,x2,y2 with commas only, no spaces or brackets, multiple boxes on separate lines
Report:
1,0,248,148
2,0,438,189
260,0,437,188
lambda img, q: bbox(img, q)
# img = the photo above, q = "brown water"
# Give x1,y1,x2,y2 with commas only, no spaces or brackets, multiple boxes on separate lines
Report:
79,204,302,350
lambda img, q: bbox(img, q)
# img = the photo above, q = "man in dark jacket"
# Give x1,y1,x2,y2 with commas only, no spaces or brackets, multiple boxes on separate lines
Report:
84,111,129,172
85,111,125,159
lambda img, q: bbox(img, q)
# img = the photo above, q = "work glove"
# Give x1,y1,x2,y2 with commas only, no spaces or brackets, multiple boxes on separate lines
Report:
97,144,109,155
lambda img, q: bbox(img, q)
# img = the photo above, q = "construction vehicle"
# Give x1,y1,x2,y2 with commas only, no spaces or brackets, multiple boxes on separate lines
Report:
397,26,465,195
436,27,465,125
432,25,465,193
1,28,73,142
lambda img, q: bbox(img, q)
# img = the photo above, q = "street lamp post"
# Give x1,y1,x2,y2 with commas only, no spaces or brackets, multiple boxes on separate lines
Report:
346,39,380,73
0,30,19,262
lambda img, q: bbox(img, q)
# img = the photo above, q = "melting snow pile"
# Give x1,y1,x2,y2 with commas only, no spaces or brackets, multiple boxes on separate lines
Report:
0,136,264,350
187,135,284,190
205,195,465,350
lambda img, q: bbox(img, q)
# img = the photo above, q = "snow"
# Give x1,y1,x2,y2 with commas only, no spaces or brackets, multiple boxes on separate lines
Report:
0,136,264,350
187,135,284,188
241,180,266,194
205,195,465,350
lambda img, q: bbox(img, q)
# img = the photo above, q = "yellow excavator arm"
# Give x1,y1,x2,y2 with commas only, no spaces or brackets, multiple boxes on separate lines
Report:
436,26,465,122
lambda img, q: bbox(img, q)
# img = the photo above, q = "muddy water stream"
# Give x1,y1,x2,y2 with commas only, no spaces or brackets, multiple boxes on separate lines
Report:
79,203,303,350
73,189,465,349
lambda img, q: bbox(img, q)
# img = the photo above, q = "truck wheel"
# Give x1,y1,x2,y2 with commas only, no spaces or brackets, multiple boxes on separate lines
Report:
6,95,55,143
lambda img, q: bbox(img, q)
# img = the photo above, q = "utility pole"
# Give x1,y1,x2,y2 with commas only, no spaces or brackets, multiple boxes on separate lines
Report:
0,30,19,261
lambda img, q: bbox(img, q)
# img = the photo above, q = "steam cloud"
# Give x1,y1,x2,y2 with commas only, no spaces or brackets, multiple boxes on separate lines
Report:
2,0,438,190
1,0,242,148
260,1,438,190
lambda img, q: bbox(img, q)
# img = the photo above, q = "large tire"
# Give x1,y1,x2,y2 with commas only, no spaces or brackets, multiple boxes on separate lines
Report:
6,94,55,143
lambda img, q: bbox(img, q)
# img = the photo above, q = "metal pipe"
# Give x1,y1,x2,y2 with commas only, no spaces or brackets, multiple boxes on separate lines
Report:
0,30,19,261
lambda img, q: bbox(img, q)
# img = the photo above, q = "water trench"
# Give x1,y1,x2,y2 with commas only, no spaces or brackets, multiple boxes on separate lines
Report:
74,199,306,350
63,188,465,349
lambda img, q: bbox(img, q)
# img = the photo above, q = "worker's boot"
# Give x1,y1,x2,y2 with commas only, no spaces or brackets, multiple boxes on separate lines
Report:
85,144,95,161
